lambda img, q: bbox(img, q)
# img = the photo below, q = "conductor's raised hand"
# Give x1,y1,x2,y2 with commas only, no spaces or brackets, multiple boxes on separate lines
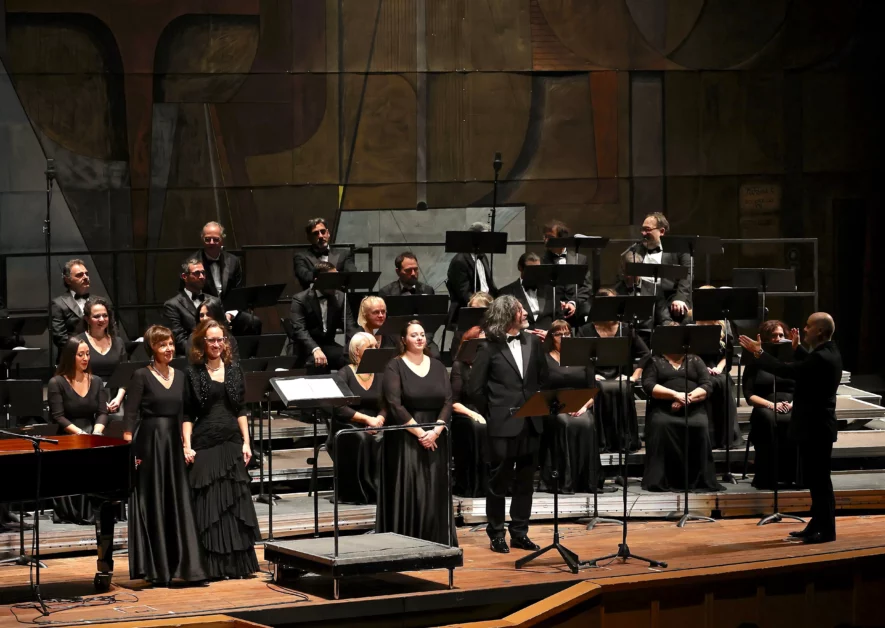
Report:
739,334,762,354
790,328,801,350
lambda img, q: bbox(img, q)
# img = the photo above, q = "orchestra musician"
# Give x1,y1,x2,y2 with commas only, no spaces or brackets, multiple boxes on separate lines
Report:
75,296,127,413
378,252,435,296
164,258,207,356
292,217,356,290
498,253,556,331
50,259,91,353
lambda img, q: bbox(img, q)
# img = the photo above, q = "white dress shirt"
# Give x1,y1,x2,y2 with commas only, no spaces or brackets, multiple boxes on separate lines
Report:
70,290,87,316
639,245,663,295
315,290,329,334
471,254,489,293
184,288,204,310
506,333,524,379
204,253,223,294
521,281,540,318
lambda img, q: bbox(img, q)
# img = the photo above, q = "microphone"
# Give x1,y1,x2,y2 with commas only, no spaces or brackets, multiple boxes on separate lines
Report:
45,158,56,182
493,152,502,173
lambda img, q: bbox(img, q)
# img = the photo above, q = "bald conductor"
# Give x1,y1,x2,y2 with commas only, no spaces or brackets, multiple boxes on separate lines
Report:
739,313,842,544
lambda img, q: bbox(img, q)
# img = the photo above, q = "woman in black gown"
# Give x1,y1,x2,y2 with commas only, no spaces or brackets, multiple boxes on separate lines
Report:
694,312,742,450
378,320,457,546
332,332,385,504
538,320,601,494
126,325,207,584
48,338,109,524
745,320,799,489
641,351,721,492
75,297,127,413
194,296,239,360
183,320,260,579
575,288,648,452
450,325,488,497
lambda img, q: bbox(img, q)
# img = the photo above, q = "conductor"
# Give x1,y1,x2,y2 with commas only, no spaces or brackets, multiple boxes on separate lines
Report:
739,313,842,544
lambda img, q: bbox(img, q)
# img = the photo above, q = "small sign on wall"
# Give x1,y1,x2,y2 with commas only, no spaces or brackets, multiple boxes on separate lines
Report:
739,183,781,211
739,181,782,259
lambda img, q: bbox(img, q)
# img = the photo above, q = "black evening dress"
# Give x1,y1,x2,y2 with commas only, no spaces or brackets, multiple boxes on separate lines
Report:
641,355,722,492
377,357,458,546
126,367,207,583
76,333,127,385
331,366,384,504
47,374,108,524
698,334,742,450
184,365,260,579
575,322,649,452
744,360,799,489
450,360,487,497
538,355,602,494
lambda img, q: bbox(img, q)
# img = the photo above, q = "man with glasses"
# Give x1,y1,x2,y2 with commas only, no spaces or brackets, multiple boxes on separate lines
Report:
50,259,93,354
293,217,357,290
164,258,208,355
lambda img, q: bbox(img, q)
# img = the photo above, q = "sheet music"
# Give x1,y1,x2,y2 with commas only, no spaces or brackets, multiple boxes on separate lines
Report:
276,377,343,401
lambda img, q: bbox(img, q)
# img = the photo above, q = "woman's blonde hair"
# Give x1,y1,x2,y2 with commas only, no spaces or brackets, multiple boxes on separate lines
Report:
357,295,386,330
189,319,233,365
468,291,493,308
144,325,174,359
348,332,376,365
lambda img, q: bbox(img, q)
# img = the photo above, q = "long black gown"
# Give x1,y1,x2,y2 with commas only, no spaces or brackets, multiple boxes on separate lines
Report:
575,322,648,452
331,366,383,504
744,360,799,488
450,360,487,497
641,355,722,492
377,357,458,546
48,374,108,524
698,338,742,450
126,368,207,583
184,365,261,578
538,355,602,494
76,333,127,385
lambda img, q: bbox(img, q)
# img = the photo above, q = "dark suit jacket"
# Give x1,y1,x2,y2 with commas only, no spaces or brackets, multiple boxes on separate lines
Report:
541,249,593,307
288,289,359,354
498,279,555,331
190,249,243,299
293,247,357,290
50,293,86,351
163,291,201,356
467,331,549,439
378,280,436,297
623,242,692,304
446,252,498,307
756,341,843,443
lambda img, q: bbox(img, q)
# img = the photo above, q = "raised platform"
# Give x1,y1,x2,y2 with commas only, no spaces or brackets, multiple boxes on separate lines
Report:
1,517,884,627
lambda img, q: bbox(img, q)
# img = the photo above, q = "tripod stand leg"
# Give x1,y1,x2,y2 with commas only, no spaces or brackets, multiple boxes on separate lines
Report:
758,512,805,526
677,513,716,528
515,543,554,569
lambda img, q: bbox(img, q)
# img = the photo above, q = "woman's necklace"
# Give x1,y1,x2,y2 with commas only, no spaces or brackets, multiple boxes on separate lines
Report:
150,364,171,381
87,331,110,346
207,361,223,373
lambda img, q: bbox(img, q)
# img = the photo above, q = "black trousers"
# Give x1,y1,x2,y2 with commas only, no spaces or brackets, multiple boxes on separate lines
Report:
799,437,835,537
486,422,540,540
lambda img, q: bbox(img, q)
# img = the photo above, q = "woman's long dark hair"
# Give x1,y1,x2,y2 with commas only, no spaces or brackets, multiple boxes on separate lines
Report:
82,296,116,338
199,296,229,328
56,338,91,380
398,319,431,356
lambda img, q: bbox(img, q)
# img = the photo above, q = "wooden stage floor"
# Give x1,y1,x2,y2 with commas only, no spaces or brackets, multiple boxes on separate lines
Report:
1,515,884,627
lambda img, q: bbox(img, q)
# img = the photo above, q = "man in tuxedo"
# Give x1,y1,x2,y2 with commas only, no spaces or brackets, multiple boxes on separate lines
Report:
740,313,843,544
622,212,691,326
379,252,435,297
498,253,555,331
50,259,91,353
189,221,261,336
468,295,548,553
446,222,498,307
289,262,359,372
541,220,593,322
292,217,357,290
163,258,207,355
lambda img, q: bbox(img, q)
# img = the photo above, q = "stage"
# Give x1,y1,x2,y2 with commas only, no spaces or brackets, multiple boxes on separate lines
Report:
1,516,884,627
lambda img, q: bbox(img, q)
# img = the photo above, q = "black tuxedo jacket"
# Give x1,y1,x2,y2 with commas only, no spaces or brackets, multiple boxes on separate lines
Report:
446,252,498,307
50,293,87,351
467,331,549,438
498,279,555,331
378,280,436,297
756,341,843,443
163,291,202,355
624,242,692,303
288,289,359,353
189,249,243,299
541,249,593,307
293,247,357,290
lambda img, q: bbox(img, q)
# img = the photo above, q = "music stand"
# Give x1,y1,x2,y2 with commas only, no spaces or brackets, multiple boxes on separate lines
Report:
384,295,450,317
522,264,588,320
445,230,508,292
235,334,287,360
732,269,797,323
624,263,689,301
222,283,287,313
244,369,305,540
514,388,597,574
0,315,48,338
455,307,487,331
354,348,397,375
752,341,806,527
239,358,268,373
662,236,723,296
650,324,722,527
692,288,759,483
314,271,381,337
0,347,40,382
270,373,359,537
266,357,299,371
546,235,610,294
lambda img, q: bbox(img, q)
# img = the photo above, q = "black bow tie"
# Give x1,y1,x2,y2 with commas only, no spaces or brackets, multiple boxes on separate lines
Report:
204,256,218,266
646,246,661,254
404,287,417,295
76,293,89,301
553,253,566,260
192,293,204,303
507,334,522,344
316,292,329,301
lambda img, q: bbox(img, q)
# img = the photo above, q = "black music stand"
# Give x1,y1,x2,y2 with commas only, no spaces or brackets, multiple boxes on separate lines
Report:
514,388,597,574
354,348,397,375
222,283,287,313
624,263,689,301
650,324,722,528
0,347,41,381
270,374,359,537
662,236,723,295
314,271,380,336
384,295,450,317
445,230,508,290
732,268,797,324
522,264,588,320
546,235,610,294
752,341,806,527
692,288,759,483
235,334,287,360
455,307,487,332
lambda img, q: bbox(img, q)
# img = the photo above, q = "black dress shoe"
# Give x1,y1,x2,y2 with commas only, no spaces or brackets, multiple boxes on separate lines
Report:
489,538,510,554
510,536,541,551
802,532,836,544
788,527,814,538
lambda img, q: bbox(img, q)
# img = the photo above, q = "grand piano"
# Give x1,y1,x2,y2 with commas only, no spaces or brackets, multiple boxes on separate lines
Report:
0,434,132,590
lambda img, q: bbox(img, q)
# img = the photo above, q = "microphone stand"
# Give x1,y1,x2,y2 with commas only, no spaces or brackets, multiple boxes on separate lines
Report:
488,152,502,276
44,159,55,373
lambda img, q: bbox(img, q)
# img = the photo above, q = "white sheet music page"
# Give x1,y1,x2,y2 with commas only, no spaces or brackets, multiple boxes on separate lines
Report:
276,377,343,401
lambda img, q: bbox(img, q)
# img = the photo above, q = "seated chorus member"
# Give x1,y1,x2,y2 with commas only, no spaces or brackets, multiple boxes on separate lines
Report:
498,252,556,331
292,217,356,290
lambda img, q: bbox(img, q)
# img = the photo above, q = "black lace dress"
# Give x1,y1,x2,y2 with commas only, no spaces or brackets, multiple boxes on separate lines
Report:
450,360,488,497
126,368,207,583
698,336,742,450
744,360,799,488
184,365,260,579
